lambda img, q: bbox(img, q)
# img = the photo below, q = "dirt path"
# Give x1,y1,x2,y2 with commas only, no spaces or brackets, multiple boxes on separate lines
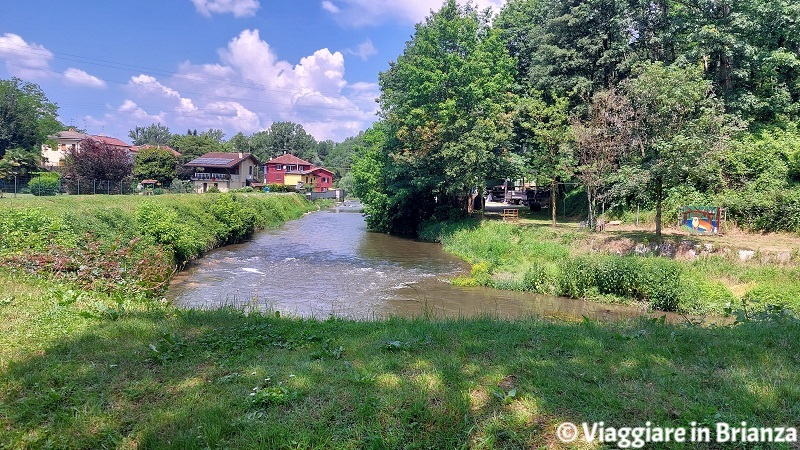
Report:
482,201,800,254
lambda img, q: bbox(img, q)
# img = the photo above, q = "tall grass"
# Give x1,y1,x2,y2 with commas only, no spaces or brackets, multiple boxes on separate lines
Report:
438,220,797,315
0,193,317,297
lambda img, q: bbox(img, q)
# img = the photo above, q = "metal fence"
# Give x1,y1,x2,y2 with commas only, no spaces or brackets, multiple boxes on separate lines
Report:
0,174,193,197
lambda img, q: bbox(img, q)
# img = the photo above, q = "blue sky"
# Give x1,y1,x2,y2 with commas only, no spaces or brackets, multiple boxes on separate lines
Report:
0,0,505,143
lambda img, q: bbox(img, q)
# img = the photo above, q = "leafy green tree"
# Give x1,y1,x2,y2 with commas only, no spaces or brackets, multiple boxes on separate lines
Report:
371,0,516,232
128,122,172,146
621,62,730,237
250,122,318,163
0,147,41,179
228,132,251,154
496,0,634,107
324,132,364,179
134,147,178,185
0,78,62,158
516,93,573,225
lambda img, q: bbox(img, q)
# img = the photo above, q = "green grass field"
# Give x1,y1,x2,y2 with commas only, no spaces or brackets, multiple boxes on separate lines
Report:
1,271,798,449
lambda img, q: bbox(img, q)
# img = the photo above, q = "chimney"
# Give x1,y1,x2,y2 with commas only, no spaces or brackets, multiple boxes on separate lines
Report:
238,152,243,158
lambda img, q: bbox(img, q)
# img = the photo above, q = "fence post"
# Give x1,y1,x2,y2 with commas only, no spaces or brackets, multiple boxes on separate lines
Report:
107,180,110,195
93,179,96,195
14,176,17,198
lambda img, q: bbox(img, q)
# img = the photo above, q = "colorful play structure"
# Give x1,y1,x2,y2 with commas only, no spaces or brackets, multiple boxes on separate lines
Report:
681,206,726,234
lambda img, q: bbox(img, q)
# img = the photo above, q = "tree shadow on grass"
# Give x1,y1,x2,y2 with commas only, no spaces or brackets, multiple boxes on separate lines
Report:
1,305,799,449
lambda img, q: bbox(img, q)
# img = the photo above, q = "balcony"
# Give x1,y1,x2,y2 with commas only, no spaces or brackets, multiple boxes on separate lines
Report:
192,173,231,181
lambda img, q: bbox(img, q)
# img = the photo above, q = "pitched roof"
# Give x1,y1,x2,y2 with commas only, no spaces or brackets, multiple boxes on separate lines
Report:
49,129,90,141
131,144,181,157
302,166,334,176
185,152,258,168
92,135,131,148
265,153,312,166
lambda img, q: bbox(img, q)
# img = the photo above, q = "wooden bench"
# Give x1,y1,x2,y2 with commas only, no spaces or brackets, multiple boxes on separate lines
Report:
502,208,519,222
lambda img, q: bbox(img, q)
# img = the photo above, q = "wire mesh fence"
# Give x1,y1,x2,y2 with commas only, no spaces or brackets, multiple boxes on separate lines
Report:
0,174,196,197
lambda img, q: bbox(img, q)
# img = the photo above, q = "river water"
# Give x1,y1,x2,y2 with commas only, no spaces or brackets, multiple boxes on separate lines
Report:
167,204,671,321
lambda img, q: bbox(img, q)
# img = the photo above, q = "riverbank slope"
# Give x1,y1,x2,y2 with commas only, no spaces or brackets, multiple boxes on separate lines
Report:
0,193,318,297
420,214,800,317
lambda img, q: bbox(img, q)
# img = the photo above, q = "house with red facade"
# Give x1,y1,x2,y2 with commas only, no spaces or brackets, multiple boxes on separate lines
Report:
263,153,334,192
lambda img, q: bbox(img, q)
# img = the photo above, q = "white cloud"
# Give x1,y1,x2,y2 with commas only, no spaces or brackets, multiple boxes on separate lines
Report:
346,39,377,61
0,33,53,79
321,1,340,13
118,99,165,123
191,0,260,18
115,29,376,142
323,0,507,26
63,68,107,88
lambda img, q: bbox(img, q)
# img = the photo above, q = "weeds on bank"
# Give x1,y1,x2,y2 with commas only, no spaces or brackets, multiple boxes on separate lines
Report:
439,220,800,316
0,193,316,297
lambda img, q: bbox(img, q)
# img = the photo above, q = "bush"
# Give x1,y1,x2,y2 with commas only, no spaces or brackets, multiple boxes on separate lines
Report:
206,185,221,193
28,173,60,196
266,183,295,193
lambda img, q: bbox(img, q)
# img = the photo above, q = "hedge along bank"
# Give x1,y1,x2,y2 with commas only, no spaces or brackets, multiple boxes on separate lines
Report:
0,193,318,298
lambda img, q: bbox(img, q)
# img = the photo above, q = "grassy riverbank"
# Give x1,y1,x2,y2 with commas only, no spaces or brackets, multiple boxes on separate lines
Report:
421,218,800,316
1,271,798,449
0,193,318,297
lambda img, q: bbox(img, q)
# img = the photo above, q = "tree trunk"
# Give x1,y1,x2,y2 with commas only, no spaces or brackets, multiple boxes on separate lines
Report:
655,177,663,239
586,184,594,229
551,179,557,226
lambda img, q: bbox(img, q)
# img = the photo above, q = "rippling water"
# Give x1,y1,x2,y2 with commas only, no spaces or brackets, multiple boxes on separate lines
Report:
168,205,677,321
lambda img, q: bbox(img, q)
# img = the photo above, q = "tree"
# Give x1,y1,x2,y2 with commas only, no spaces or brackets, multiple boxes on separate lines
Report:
516,93,573,225
133,147,178,185
0,78,62,158
251,122,319,163
571,87,633,228
0,147,41,180
325,132,364,179
128,122,172,146
228,132,250,154
621,62,730,237
369,0,516,232
65,138,132,190
496,0,634,108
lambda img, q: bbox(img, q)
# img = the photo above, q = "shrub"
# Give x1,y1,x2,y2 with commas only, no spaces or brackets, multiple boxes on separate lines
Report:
559,257,597,298
28,173,60,196
206,185,221,193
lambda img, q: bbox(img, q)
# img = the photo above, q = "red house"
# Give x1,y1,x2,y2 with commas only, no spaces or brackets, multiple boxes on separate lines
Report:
263,154,334,192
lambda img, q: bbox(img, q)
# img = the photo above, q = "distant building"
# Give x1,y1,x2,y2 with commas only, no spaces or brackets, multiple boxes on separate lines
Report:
184,152,259,193
41,129,133,168
263,153,334,192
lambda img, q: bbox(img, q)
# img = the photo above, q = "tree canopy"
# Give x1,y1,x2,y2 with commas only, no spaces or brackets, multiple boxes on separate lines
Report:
0,78,62,159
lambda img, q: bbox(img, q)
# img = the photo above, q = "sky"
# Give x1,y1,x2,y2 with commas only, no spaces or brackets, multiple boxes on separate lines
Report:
0,0,506,144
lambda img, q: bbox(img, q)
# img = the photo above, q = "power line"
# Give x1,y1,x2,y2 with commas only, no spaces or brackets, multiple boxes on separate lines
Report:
0,41,369,98
4,62,377,114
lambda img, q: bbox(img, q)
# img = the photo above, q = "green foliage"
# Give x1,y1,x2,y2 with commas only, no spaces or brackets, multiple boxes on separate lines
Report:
0,77,62,158
0,147,41,179
362,0,516,234
206,185,221,193
128,122,172,146
28,172,60,196
133,146,178,185
265,183,295,193
250,122,319,164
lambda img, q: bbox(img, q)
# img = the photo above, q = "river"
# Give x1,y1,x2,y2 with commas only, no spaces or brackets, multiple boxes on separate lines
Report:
167,204,673,321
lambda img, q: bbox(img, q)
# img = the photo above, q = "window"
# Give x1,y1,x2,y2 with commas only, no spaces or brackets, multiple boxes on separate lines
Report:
249,165,253,175
275,164,282,171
